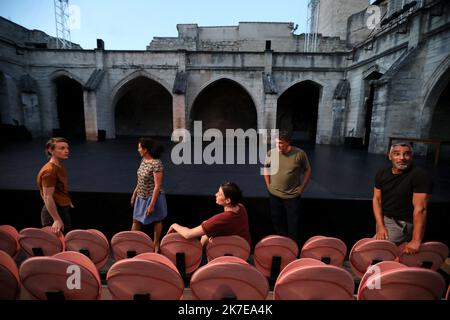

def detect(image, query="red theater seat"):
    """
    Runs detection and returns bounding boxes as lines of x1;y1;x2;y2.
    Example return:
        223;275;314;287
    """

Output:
349;238;399;278
18;227;65;257
65;229;110;269
274;258;354;300
107;252;184;300
190;256;269;300
300;235;347;266
19;251;101;300
111;230;154;260
357;261;446;300
0;250;20;300
0;225;20;258
253;235;299;278
206;235;250;262
160;233;202;275
398;241;449;270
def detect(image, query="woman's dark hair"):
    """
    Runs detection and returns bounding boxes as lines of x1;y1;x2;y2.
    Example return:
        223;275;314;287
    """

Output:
45;137;68;158
220;181;243;205
138;137;164;159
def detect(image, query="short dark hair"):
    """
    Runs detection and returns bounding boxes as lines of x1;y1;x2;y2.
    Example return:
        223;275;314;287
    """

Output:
220;181;242;205
45;137;68;158
278;131;292;143
138;137;164;159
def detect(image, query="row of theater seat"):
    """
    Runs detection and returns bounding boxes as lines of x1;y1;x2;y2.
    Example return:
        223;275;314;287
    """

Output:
1;225;449;300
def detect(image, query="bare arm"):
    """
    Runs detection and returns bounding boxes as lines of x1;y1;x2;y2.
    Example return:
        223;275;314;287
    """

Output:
404;193;429;254
373;187;388;240
297;166;312;193
167;223;205;240
130;186;138;206
42;186;64;233
147;171;163;215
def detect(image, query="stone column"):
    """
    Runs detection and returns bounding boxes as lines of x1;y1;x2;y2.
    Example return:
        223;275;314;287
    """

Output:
330;99;346;145
21;92;41;137
173;94;186;132
83;90;98;141
368;82;389;154
172;50;188;135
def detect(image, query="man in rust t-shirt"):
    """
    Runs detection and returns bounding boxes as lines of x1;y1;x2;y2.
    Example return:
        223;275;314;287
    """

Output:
36;138;73;233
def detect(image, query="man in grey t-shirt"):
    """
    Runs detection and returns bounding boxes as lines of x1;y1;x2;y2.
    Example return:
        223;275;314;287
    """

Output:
263;131;312;244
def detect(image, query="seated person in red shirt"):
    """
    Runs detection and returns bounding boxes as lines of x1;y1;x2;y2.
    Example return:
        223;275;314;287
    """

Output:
167;181;251;247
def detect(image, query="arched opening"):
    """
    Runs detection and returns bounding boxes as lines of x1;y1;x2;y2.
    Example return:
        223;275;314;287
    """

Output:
114;76;172;137
363;71;383;149
429;73;450;159
277;81;321;144
191;79;257;133
54;76;85;140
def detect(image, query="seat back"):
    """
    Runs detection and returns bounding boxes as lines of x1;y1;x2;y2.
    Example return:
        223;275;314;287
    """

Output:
300;235;347;266
274;258;354;300
107;252;184;300
111;231;154;261
18;227;65;257
206;235;250;262
0;250;20;299
357;261;446;300
19;251;101;300
160;233;202;275
0;225;20;258
65;229;110;269
190;256;269;300
349;238;399;278
398;241;449;270
253;235;299;278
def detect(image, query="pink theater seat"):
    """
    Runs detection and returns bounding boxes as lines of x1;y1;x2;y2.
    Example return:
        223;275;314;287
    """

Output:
349;238;399;278
160;233;202;276
65;229;110;269
398;241;449;270
107;252;184;300
18;227;65;257
300;235;347;266
274;258;354;300
446;285;450;300
19;251;101;300
190;256;269;300
0;225;20;258
0;250;20;300
111;230;154;261
253;235;299;278
206;235;250;262
357;261;446;300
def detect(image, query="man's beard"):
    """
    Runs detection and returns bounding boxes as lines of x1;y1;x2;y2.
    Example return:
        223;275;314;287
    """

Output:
396;162;410;170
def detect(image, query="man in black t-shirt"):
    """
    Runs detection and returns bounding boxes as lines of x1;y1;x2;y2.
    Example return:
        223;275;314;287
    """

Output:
372;143;433;254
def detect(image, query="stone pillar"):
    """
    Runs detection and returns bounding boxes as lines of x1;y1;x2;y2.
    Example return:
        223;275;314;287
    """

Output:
263;94;278;130
21;92;41;136
173;94;186;132
172;50;188;135
330;99;346;145
368;82;389;153
83;90;98;141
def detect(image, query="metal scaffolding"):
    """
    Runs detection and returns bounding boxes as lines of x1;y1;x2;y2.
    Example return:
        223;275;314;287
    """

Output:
54;0;72;49
304;0;320;53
